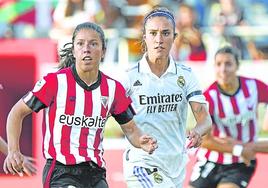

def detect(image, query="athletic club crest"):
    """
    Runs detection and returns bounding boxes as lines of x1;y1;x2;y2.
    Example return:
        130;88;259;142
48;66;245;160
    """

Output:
100;96;109;108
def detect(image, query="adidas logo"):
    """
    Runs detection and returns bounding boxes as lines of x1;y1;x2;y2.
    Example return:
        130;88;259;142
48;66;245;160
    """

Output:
133;80;142;86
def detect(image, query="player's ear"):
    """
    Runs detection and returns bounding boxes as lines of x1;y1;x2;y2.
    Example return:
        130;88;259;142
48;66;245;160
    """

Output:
143;34;146;41
174;33;178;40
101;48;106;62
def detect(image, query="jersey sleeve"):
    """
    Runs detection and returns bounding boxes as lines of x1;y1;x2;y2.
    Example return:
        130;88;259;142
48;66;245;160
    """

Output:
185;69;206;104
111;81;132;114
204;89;214;116
111;81;134;124
23;73;56;112
116;70;132;98
256;79;268;103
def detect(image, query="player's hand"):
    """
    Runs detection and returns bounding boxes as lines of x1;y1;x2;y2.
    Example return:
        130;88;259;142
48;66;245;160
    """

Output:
3;151;37;176
241;142;256;166
139;135;158;154
187;129;202;148
4;151;24;176
21;155;37;176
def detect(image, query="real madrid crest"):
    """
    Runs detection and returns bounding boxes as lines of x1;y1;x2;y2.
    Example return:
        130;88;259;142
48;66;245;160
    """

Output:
177;76;185;88
153;172;163;184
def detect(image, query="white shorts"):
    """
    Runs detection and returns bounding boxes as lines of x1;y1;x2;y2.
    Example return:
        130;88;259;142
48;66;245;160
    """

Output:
123;152;184;188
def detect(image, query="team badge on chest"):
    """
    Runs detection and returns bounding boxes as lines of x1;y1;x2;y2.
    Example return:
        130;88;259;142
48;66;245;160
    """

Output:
153;172;163;184
100;96;109;108
177;76;185;88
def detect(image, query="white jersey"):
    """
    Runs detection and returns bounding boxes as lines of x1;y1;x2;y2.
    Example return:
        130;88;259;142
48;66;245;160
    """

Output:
121;54;206;178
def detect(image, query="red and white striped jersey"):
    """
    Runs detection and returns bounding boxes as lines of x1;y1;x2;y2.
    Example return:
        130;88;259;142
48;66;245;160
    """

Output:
23;66;131;167
197;76;268;164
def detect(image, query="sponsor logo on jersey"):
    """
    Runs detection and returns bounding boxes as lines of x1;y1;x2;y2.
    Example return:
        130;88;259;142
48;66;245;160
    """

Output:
133;80;142;86
59;114;106;128
100;96;109;108
33;78;46;92
139;93;182;105
177;76;185;88
139;93;183;113
219;111;254;126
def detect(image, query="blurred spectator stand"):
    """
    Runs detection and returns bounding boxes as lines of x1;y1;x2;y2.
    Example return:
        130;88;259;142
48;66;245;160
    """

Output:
171;3;207;62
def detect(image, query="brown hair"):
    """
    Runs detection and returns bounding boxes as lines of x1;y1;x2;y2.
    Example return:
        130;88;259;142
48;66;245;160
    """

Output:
215;46;240;66
141;6;177;53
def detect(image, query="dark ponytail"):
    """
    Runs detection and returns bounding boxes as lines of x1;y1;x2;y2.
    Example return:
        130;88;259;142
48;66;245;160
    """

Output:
58;42;75;69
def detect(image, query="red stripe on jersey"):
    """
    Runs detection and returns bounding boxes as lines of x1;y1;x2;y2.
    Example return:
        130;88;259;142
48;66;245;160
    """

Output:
240;77;250;98
100;75;109;117
248;120;255;142
256;79;268;102
216;90;232;137
205;150;209;159
61;71;76;164
230;97;239;114
223;126;231;137
241;78;255;142
42;111;46;156
233;156;239;163
217;153;224;163
79;91;92;161
204;89;214;116
216;91;225;118
230;97;242;141
213;124;220;137
236;123;242;141
231;94;241;163
46;77;58;159
93;128;102;166
94;75;109;166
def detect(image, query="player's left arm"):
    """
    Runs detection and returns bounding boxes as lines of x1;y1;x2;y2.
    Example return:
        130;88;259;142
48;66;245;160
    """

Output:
188;101;212;148
244;141;268;153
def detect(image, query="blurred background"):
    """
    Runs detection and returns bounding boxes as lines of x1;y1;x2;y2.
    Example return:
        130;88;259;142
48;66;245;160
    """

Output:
0;0;268;187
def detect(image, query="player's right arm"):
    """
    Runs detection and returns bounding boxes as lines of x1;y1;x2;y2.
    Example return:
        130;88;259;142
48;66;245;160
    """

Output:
3;99;33;176
201;129;256;166
0;137;8;155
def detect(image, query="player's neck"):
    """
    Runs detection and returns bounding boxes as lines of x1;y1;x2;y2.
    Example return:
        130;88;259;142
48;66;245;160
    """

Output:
219;77;239;95
77;69;99;86
146;55;169;77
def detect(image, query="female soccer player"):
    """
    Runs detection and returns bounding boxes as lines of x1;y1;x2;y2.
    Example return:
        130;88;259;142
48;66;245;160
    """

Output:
3;22;157;188
189;46;268;188
121;7;212;188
